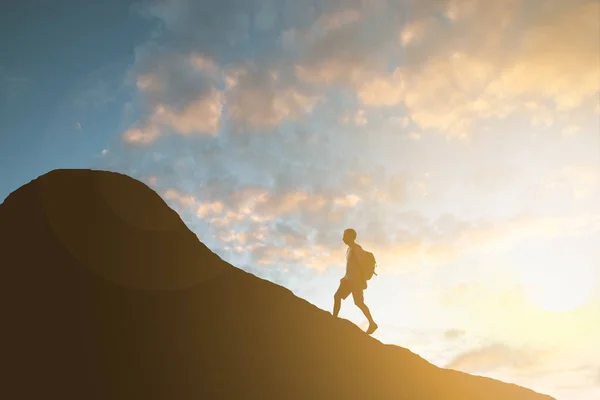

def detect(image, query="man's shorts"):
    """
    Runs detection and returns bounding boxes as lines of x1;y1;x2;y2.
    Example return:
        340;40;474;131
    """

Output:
335;278;365;303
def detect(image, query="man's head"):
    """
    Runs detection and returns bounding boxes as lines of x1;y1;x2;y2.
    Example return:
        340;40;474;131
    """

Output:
343;228;357;245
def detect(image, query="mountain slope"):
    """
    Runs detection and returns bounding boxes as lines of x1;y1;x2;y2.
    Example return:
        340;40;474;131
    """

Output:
0;169;554;400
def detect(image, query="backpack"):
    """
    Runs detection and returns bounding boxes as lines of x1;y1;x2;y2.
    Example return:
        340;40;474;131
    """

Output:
359;249;378;281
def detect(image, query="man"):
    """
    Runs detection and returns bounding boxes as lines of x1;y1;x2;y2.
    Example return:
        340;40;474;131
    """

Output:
333;228;378;335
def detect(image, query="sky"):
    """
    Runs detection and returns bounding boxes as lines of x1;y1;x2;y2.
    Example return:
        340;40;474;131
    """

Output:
1;0;599;399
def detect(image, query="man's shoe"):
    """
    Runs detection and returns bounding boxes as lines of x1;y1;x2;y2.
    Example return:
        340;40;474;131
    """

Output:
366;322;378;335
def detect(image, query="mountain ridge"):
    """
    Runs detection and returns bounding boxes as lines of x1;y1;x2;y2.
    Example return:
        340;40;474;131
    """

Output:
0;169;555;399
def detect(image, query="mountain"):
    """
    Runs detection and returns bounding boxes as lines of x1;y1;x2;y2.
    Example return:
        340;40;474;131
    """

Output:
0;169;554;400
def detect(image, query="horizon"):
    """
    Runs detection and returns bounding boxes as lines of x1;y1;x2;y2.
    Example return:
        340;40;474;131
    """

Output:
1;1;599;399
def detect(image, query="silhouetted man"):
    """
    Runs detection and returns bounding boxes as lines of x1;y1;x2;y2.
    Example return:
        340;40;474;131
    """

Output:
333;228;378;335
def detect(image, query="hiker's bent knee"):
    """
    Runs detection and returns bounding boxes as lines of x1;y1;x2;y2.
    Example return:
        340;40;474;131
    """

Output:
354;298;365;307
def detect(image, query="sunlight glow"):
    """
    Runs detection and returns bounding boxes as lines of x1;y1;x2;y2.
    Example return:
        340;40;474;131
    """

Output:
520;257;596;313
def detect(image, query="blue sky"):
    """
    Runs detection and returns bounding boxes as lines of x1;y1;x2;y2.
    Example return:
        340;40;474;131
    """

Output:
1;1;599;399
0;0;151;201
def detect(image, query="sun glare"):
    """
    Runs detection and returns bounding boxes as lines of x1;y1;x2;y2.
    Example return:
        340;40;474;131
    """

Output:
519;255;596;313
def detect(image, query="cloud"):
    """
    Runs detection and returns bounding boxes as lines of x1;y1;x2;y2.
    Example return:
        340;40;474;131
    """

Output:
356;69;405;107
154;178;369;270
123;51;225;145
123;123;161;145
408;132;421;141
296;0;599;138
444;329;466;340
150;87;223;135
124;36;320;142
154;159;600;279
494;1;600;110
544;164;600;200
121;0;599;146
136;73;163;92
410;1;598;136
341;109;368;127
133;0;285;58
399;18;428;47
163;188;198;208
383;212;600;269
446;343;543;374
146;176;158;186
450;214;592;252
561;125;580;136
225;65;319;130
108;0;600;281
318;8;361;32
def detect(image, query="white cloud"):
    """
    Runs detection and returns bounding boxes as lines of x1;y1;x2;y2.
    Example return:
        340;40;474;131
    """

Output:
294;0;599;138
444;329;466;340
189;54;219;76
196;201;225;218
408;132;421;141
446;343;544;374
314;8;362;34
163;188;197;207
357;68;405;107
136;73;163;92
151;87;223;135
399;19;430;47
544;165;600;200
562;125;580;136
341;109;368;127
226;67;319;130
146;176;158;186
123;123;161;145
124;0;599;144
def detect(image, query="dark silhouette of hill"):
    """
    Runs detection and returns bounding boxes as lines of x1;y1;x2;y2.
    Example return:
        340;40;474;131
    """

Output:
0;169;555;400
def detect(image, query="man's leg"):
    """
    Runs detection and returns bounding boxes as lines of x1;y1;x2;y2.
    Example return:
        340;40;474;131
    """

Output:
353;291;378;334
333;280;350;317
333;292;342;317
